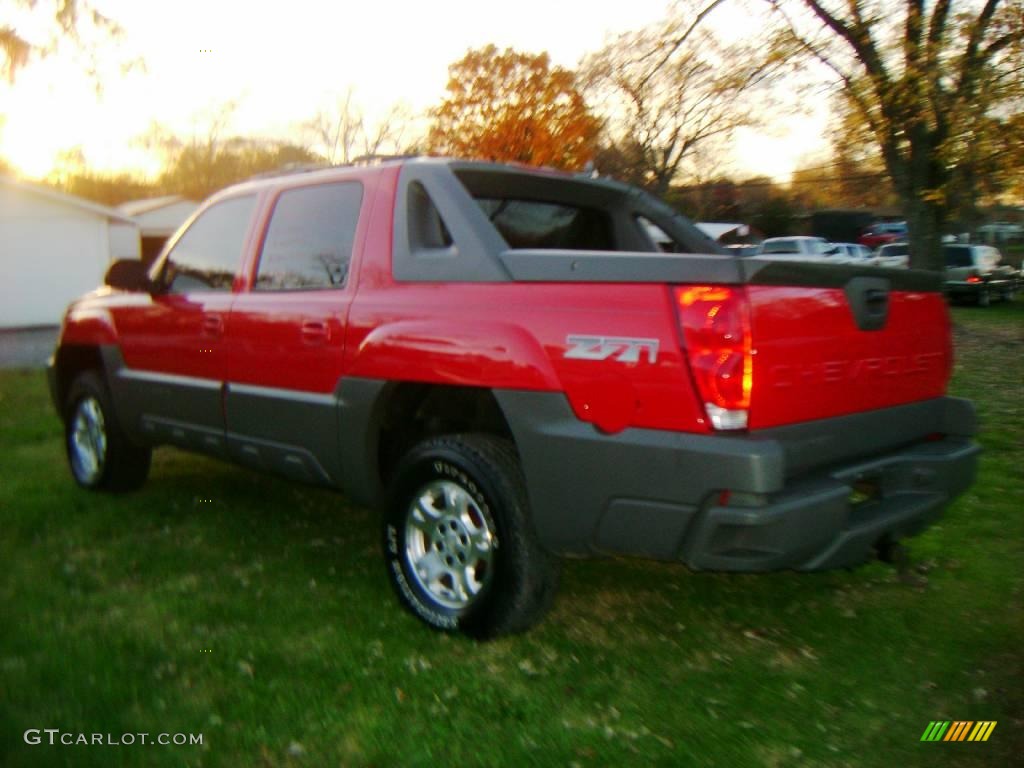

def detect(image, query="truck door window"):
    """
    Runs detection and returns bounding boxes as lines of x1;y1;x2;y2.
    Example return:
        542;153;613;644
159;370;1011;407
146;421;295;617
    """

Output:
160;195;257;293
255;182;363;291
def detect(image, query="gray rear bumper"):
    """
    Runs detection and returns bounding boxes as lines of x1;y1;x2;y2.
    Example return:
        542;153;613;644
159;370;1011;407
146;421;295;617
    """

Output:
495;392;979;571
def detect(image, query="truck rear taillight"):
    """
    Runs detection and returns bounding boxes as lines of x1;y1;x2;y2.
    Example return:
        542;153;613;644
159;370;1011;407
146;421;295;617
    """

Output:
674;285;752;431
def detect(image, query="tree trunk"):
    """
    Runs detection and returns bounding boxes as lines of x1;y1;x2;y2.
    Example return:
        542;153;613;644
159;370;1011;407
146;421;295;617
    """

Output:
898;126;949;272
902;193;945;272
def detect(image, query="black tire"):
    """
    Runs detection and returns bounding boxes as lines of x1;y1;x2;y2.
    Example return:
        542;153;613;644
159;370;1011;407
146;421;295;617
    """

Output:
383;434;559;638
64;371;151;492
977;289;991;307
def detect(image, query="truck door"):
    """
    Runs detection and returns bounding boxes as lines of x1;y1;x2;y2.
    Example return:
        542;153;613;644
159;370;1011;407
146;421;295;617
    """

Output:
223;180;367;484
114;194;258;455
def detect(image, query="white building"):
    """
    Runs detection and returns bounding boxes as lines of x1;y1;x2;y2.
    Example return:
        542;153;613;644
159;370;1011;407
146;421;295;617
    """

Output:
0;176;141;328
118;195;198;264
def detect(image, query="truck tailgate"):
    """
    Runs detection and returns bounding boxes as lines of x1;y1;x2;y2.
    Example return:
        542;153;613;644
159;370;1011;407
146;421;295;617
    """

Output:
745;284;950;429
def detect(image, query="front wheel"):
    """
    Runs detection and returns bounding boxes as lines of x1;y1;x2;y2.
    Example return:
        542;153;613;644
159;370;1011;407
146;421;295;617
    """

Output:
383;434;559;638
64;371;151;491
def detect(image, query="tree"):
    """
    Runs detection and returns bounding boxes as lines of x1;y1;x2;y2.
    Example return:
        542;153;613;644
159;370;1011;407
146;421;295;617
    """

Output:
426;45;601;171
768;0;1024;270
142;105;322;200
1;0;125;83
669;177;742;221
581;0;791;195
788;103;897;212
47;147;157;206
826;80;1020;232
303;89;410;165
156;137;320;201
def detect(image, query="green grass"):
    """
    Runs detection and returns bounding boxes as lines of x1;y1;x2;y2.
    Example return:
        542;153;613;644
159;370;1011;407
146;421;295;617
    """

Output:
2;300;1022;767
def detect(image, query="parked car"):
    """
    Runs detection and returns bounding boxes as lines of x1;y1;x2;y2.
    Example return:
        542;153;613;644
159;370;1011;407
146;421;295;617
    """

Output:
859;221;908;249
944;244;1019;306
874;242;910;268
48;158;979;637
755;236;838;260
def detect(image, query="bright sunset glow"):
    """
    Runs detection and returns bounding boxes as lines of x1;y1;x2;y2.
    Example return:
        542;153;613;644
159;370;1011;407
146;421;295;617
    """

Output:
0;0;830;182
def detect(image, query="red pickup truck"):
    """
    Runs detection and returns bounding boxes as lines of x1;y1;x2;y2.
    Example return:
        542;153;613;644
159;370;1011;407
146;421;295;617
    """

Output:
49;158;979;637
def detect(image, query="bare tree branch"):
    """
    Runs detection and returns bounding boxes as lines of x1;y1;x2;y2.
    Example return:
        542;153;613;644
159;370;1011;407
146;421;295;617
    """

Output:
800;0;888;86
958;0;1002;95
636;0;729;90
584;2;786;193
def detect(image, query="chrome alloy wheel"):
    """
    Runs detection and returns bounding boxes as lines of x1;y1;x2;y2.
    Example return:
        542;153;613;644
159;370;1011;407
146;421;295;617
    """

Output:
70;396;107;485
404;479;497;610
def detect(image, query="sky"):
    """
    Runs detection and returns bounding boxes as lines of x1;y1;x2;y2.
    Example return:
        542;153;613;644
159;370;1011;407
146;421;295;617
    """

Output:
0;0;831;182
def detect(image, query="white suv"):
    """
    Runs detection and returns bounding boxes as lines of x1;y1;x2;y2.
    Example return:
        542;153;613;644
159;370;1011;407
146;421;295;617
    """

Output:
755;237;838;261
874;242;910;268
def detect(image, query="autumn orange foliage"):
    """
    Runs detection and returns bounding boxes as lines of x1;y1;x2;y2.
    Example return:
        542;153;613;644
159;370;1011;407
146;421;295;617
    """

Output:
427;45;601;171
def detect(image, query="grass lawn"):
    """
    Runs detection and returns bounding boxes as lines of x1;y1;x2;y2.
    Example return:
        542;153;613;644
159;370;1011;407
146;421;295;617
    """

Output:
1;300;1021;767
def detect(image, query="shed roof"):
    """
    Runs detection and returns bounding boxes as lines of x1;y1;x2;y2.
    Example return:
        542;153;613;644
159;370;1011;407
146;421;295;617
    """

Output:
0;175;138;225
117;195;193;217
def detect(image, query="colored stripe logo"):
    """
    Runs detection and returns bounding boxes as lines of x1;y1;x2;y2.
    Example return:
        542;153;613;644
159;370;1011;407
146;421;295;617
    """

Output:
920;721;997;742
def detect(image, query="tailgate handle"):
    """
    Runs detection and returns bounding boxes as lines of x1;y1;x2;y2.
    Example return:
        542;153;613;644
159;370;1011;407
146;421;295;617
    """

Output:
844;277;891;331
864;289;888;313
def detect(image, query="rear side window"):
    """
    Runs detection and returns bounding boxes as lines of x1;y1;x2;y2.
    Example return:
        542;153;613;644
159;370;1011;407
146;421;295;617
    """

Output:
944;246;973;267
881;243;910;256
408;182;453;251
637;216;682;253
162;195;257;293
761;240;797;254
475;198;614;250
255;182;363;291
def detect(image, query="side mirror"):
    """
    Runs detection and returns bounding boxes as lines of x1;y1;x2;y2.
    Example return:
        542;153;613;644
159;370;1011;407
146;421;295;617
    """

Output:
104;259;151;292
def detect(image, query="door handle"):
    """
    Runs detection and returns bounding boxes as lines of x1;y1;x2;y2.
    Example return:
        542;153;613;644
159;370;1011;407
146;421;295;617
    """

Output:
301;321;330;345
202;314;225;336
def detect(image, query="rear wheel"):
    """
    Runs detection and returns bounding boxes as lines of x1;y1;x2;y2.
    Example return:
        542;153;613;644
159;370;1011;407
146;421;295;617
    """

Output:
383;434;559;638
64;371;151;491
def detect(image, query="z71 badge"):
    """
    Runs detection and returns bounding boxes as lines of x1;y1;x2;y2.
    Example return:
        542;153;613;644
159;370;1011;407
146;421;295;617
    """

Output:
564;335;659;364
